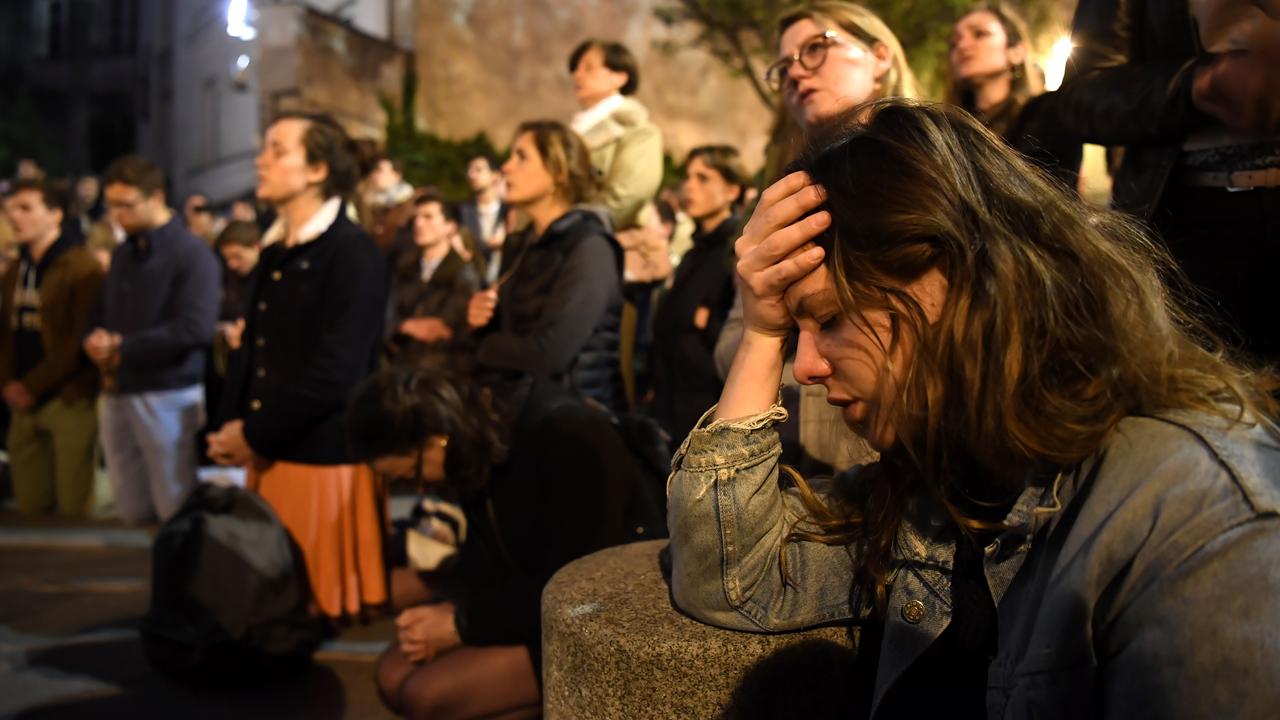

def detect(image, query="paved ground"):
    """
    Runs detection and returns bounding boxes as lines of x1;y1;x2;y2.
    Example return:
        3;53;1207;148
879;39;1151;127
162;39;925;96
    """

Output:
0;486;407;720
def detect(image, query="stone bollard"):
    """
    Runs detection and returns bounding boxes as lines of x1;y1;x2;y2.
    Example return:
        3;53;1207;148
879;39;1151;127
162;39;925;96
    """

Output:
542;540;860;719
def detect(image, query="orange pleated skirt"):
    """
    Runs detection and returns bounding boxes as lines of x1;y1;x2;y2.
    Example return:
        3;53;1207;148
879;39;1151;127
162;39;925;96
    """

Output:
249;460;389;619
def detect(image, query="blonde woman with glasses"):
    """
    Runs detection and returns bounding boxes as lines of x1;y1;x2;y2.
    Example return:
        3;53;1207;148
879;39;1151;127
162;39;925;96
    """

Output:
718;3;918;474
765;2;918;130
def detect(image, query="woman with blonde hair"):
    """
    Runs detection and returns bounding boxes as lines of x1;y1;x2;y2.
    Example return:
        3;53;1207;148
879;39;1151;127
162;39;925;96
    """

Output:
762;1;918;172
767;2;918;127
669;100;1280;717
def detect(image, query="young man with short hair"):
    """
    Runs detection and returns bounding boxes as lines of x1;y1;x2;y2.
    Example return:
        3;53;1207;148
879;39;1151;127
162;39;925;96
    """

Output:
0;180;105;516
84;155;221;524
388;192;480;367
457;154;510;284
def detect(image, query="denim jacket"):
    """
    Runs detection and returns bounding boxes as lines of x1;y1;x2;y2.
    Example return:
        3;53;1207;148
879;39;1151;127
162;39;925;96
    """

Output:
667;403;1280;719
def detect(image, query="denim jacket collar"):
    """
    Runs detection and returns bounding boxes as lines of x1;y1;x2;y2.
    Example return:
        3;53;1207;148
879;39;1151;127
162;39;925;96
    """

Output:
873;467;1076;717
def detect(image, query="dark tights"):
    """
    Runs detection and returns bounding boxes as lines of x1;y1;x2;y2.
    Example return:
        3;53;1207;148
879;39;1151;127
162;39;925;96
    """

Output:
376;641;541;720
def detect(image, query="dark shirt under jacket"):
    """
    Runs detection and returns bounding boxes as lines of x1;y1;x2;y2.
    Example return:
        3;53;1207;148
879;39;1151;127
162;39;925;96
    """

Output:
453;379;647;673
220;206;388;466
11;236;75;380
0;236;103;406
89;217;221;394
472;208;625;411
649;215;739;442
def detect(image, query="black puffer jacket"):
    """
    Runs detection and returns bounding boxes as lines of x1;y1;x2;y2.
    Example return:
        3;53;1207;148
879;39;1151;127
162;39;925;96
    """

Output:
472;208;625;411
1026;0;1206;219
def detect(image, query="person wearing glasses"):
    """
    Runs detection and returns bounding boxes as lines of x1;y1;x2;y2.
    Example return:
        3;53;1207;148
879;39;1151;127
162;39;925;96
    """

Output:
349;365;657;720
717;2;917;474
84;155;221;524
763;3;918;133
183;193;218;245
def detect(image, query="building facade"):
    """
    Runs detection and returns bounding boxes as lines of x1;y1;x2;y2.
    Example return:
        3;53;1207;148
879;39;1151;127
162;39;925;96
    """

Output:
1;0;413;205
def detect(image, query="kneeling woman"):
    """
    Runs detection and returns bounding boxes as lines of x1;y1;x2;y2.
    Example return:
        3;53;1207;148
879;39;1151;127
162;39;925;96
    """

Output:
668;101;1280;718
348;366;659;720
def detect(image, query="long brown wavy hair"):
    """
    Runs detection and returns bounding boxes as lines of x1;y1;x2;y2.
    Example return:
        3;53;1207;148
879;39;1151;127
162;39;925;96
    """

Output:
786;99;1279;612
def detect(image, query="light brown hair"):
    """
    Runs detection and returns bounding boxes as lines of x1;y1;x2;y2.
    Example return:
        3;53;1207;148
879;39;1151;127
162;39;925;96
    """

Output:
788;99;1278;611
513;120;601;206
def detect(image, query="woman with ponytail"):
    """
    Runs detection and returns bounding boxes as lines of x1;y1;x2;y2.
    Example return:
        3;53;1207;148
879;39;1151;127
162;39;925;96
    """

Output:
208;112;391;622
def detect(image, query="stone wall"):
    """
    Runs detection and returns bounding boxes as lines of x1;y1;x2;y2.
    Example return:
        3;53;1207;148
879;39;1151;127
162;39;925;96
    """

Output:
413;0;773;172
259;5;410;143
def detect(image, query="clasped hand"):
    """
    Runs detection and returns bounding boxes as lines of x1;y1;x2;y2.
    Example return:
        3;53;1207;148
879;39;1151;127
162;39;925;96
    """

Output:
82;328;122;370
206;419;257;468
395;602;461;664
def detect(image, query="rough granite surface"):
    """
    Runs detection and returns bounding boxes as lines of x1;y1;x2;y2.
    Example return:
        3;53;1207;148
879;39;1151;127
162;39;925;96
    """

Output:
542;540;860;720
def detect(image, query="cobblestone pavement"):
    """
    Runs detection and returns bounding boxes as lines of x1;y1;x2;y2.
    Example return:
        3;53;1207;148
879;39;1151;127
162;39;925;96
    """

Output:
0;504;401;719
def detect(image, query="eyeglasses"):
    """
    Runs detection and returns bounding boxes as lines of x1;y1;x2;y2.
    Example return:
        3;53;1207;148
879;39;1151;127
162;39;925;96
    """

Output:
764;29;871;93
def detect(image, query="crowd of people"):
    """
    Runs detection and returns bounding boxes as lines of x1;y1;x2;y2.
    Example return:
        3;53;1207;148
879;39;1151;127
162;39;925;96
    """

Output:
1;1;1277;718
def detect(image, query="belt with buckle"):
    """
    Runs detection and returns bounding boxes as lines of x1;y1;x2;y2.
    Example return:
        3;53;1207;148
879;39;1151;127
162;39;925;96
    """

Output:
1177;167;1280;191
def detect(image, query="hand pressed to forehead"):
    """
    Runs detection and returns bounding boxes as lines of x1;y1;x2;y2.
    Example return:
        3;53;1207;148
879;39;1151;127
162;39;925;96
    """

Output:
734;171;831;338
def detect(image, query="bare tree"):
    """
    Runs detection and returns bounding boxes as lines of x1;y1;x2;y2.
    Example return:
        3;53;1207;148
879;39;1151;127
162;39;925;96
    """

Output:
653;0;795;110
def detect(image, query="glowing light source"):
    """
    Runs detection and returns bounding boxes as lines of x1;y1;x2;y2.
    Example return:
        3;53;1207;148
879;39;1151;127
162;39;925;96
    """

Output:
235;53;251;70
226;0;257;41
1044;36;1073;91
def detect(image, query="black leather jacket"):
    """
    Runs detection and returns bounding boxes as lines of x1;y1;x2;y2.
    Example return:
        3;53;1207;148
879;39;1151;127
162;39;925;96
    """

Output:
1033;0;1207;219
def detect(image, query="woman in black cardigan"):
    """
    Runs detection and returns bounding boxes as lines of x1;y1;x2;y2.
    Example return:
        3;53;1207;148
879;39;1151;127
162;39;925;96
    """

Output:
648;145;748;442
208;112;390;620
348;365;654;720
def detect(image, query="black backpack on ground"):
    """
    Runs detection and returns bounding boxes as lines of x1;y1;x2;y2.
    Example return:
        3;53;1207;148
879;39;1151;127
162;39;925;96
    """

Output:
139;482;325;685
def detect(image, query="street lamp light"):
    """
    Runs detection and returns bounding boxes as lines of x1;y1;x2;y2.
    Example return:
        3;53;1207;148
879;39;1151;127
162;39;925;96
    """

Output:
226;0;257;42
1044;36;1073;91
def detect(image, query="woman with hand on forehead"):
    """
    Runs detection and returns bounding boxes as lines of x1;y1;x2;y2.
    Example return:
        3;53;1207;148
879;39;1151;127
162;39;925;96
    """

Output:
668;100;1280;718
715;2;918;472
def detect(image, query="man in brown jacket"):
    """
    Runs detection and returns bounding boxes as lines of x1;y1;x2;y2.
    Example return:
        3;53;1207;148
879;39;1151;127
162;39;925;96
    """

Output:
1;179;104;516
